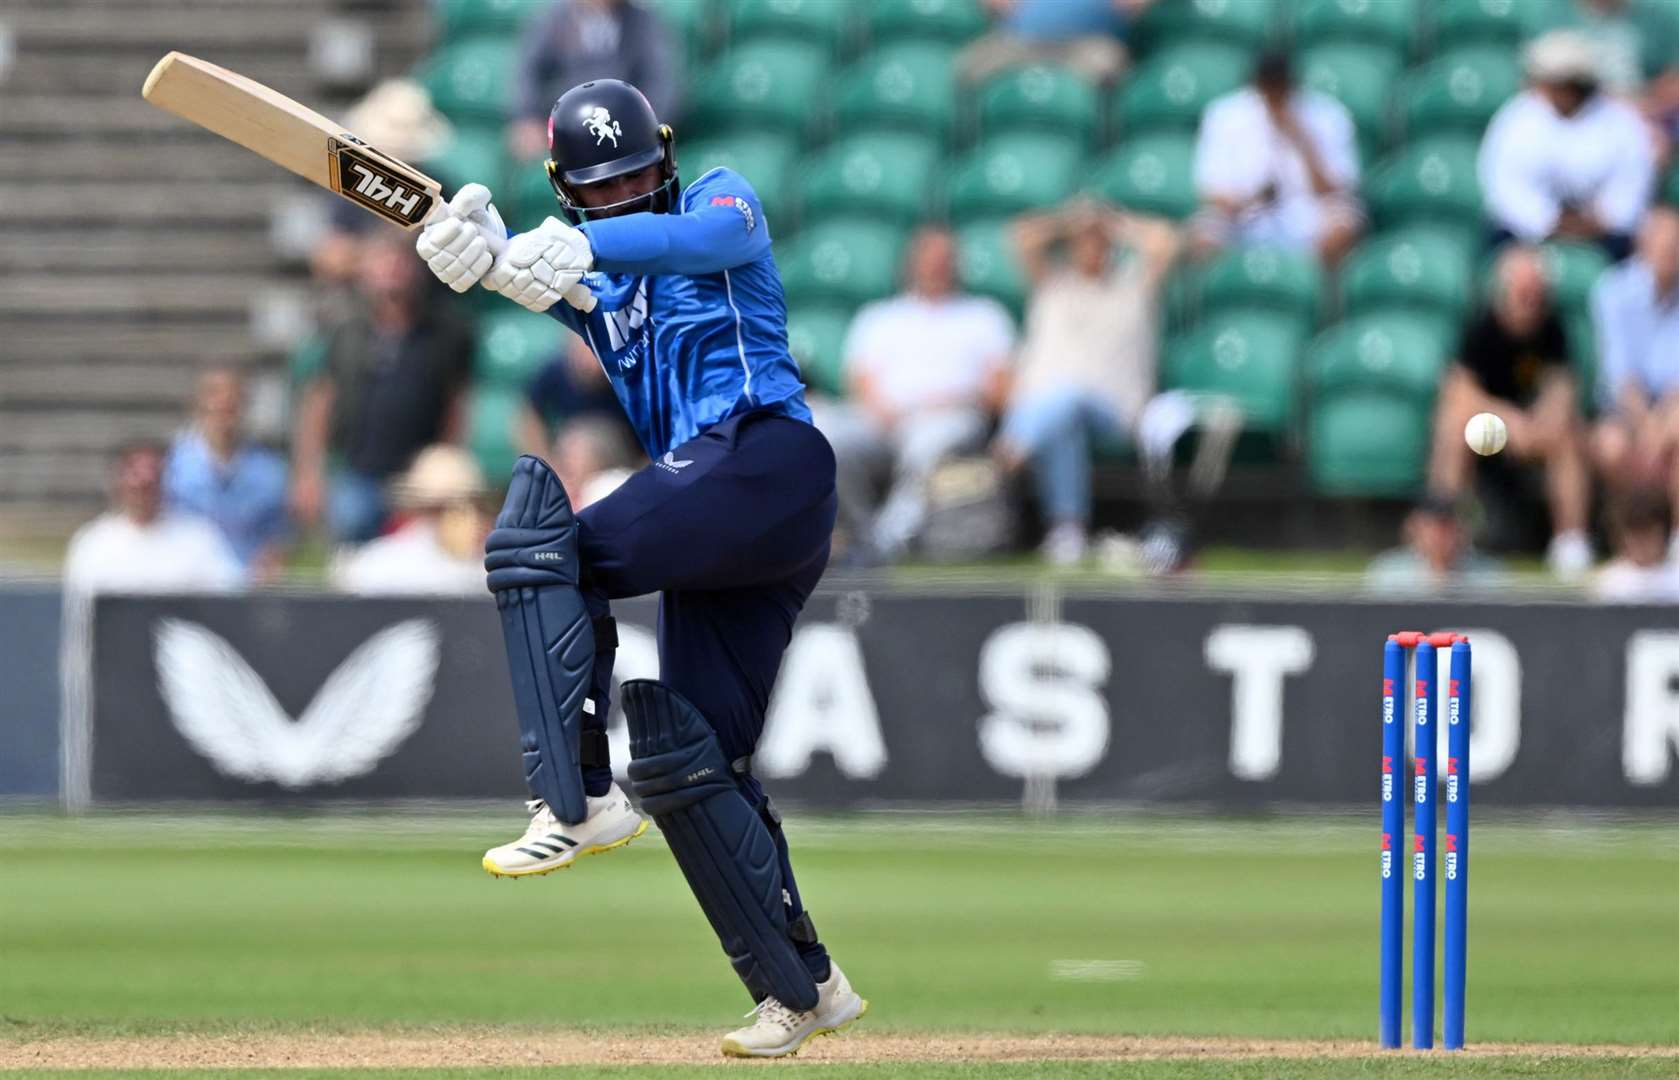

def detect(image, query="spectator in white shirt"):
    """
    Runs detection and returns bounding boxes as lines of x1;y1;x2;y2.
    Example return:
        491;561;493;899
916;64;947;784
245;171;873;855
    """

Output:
1479;30;1656;261
64;442;243;595
1591;207;1679;517
1191;50;1363;266
1592;490;1679;601
331;445;489;596
818;226;1015;561
994;200;1179;564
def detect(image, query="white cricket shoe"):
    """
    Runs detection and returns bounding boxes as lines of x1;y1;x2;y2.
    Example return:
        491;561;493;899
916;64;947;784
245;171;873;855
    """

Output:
720;963;868;1059
481;785;647;878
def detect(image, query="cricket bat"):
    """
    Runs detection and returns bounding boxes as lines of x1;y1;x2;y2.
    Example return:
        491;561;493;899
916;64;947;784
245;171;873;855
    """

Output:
141;51;441;230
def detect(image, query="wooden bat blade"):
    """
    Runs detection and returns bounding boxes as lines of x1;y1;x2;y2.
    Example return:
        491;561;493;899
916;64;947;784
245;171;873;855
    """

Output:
141;51;442;230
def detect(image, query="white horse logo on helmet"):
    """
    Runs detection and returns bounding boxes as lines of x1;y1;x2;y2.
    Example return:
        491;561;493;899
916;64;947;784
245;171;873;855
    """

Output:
583;106;622;147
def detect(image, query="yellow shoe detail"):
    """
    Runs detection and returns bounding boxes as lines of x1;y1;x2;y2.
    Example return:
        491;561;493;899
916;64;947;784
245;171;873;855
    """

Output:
482;817;648;879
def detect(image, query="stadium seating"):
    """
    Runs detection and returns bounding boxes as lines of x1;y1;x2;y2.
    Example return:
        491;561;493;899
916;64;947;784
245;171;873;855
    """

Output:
830;43;963;143
475;310;564;389
1538;241;1612;319
956;219;1030;315
1131;0;1277;53
1290;0;1420;61
943;133;1085;223
1341;228;1476;321
785;305;853;396
1365;136;1483;230
686;40;832;138
681;133;800;227
1197;246;1325;334
1088;133;1199;220
1399;48;1520;140
420;40;518;122
864;0;988;48
1298;43;1401;163
1163;311;1306;439
778;220;907;308
796;133;940;227
434;0;545;43
1429;0;1533;49
975;64;1102;146
648;0;720;63
1114;43;1251;135
728;0;853;57
468;385;525;482
424;125;509;201
1305;311;1453;494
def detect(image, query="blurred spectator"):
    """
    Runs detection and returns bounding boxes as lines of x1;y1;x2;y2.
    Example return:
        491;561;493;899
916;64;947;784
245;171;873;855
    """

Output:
518;335;633;458
509;0;681;161
1364;494;1504;594
1527;0;1679;99
64;442;243;595
818;226;1015;562
163;366;290;583
1590;207;1679;520
1479;30;1656;261
959;0;1148;86
1191;51;1362;266
312;80;452;287
993;200;1179;564
332;446;489;596
1427;246;1594;577
1592;489;1679;600
291;231;474;545
552;415;640;509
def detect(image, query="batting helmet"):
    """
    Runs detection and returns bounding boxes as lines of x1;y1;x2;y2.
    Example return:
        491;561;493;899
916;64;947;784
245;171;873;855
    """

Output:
546;79;678;223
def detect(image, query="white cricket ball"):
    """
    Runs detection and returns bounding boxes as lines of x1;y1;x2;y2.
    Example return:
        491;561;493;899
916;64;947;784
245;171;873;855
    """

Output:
1464;412;1508;456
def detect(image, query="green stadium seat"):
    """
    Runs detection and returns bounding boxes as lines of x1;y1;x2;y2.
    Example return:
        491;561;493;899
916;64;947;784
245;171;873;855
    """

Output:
1163;311;1305;435
1303;311;1454;495
423;125;510;201
1430;0;1534;49
420;41;518;123
687;41;831;138
1290;0;1419;59
475;310;564;389
648;0;720;63
681;133;800;229
1197;246;1325;332
1665;164;1679;206
1088;133;1198;220
785;304;854;396
955;219;1030;315
777;220;907;307
1132;0;1277;52
831;43;961;143
1567;310;1601;412
976;64;1101;146
434;0;546;41
469;384;524;482
1365;137;1483;231
1400;48;1520;140
1540;241;1612;318
1298;43;1400;163
1306;394;1432;495
1115;43;1251;136
507;159;563;230
729;0;854;56
865;0;988;47
1341;228;1476;321
943;133;1085;223
797;134;939;227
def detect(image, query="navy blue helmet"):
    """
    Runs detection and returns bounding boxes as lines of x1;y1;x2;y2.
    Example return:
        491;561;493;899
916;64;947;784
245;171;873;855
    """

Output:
546;79;678;223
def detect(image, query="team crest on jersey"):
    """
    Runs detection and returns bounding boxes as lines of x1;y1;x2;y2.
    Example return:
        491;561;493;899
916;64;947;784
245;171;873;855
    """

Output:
600;278;652;369
710;194;756;232
584;106;622;147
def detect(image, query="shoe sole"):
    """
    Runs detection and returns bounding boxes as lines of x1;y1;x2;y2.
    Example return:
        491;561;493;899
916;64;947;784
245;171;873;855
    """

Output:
482;818;649;879
719;997;870;1059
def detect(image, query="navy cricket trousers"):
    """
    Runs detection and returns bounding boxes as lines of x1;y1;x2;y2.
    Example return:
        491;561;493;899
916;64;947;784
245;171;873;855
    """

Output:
575;409;837;979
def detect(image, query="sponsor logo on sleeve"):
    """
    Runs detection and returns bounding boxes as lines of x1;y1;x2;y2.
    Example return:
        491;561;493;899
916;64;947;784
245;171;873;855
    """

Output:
710;194;756;232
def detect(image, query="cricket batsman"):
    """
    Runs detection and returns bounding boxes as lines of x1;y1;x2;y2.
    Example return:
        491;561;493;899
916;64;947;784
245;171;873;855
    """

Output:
412;79;865;1058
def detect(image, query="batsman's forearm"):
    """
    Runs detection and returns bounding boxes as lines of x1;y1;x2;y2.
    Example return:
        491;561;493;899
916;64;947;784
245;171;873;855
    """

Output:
581;206;768;275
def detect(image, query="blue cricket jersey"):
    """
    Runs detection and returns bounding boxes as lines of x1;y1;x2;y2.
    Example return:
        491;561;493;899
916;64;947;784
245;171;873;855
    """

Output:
539;167;811;460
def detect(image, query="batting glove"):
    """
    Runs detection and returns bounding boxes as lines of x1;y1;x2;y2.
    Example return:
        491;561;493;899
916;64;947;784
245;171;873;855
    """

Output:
483;217;596;314
415;184;506;293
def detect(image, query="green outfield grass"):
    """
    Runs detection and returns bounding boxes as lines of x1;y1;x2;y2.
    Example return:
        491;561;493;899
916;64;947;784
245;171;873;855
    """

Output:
1;812;1674;1076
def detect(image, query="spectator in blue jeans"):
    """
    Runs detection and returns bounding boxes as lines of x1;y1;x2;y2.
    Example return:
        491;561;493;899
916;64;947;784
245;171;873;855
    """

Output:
290;231;473;544
993;201;1179;564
